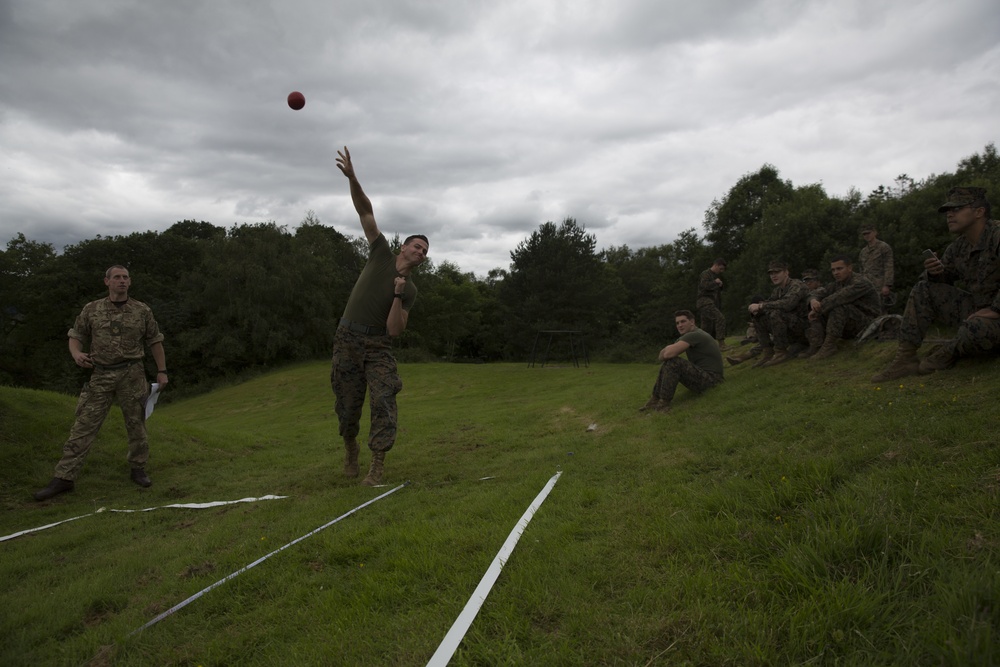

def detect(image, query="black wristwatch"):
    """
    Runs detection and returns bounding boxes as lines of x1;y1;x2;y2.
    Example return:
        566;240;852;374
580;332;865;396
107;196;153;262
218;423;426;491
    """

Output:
393;294;403;299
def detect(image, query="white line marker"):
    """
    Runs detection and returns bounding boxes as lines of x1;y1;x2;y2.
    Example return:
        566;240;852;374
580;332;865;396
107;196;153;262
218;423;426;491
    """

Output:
1;495;289;543
426;471;562;667
130;482;409;635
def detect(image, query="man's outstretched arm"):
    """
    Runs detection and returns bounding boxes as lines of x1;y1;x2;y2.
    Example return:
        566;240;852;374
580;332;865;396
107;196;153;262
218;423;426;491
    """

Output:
336;146;380;244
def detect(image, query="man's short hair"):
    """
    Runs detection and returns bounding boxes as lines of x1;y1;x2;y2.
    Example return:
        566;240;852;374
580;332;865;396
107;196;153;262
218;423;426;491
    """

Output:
829;253;853;266
713;258;727;267
105;265;128;279
403;234;429;248
674;309;695;321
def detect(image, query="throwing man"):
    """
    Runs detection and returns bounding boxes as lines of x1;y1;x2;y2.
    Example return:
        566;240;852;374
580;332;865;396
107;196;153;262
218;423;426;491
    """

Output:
333;147;429;486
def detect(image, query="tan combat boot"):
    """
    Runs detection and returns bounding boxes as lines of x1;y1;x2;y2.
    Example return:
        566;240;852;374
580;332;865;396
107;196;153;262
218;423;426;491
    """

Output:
760;348;792;367
871;343;920;383
726;349;759;366
809;337;840;361
344;440;360;477
751;347;774;368
799;326;824;359
639;397;663;412
918;343;958;375
361;451;385;486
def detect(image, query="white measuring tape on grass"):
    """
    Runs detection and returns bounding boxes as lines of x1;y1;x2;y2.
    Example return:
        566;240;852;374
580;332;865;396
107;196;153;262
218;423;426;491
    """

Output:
0;495;289;543
130;481;409;636
426;470;562;667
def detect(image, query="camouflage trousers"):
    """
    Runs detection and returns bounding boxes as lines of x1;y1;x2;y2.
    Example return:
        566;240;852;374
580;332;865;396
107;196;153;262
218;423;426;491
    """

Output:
809;304;874;343
651;358;723;405
330;327;402;453
752;309;807;349
696;299;726;341
54;364;150;481
899;280;1000;355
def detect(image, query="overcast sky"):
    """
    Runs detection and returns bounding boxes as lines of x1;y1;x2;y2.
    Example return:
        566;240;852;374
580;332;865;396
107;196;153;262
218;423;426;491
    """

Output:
2;0;998;277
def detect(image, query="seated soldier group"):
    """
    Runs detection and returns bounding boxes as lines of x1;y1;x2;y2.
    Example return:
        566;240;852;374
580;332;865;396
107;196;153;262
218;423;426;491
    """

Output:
729;186;1000;380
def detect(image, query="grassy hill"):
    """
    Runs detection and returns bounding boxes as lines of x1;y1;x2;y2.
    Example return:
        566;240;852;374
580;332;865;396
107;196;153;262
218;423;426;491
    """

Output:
1;344;998;666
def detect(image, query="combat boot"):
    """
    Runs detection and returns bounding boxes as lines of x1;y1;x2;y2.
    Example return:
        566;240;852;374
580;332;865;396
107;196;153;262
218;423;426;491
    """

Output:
799;327;824;359
809;338;840;361
760;348;792;367
717;340;730;352
361;451;385;487
918;343;958;375
638;396;663;412
725;348;759;366
344;440;360;477
130;468;152;488
871;343;919;383
34;477;74;501
751;347;774;368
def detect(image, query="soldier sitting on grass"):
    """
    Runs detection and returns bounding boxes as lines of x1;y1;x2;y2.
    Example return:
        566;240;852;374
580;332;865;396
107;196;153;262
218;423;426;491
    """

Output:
873;186;1000;382
803;254;880;361
640;310;724;414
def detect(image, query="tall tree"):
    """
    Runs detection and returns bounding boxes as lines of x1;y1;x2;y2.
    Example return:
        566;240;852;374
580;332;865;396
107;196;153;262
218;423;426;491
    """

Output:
499;218;623;359
703;165;794;260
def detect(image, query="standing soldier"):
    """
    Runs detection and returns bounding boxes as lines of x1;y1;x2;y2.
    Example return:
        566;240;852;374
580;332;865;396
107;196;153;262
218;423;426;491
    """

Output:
872;187;1000;382
34;266;168;501
804;255;881;361
332;147;429;486
696;258;727;349
747;261;810;367
859;224;895;314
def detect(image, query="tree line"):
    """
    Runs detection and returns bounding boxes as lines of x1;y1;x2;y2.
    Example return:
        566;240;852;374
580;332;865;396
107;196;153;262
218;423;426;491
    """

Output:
2;143;998;395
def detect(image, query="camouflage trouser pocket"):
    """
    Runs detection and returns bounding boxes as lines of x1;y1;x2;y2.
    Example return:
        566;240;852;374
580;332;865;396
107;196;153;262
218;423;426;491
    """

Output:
75;383;91;418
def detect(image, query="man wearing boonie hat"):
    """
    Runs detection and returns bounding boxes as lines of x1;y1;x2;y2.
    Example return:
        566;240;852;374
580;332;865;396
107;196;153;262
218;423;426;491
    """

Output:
873;186;1000;382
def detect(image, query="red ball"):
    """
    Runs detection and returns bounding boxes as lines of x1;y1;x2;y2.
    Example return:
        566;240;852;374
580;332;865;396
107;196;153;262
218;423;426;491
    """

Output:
287;91;305;111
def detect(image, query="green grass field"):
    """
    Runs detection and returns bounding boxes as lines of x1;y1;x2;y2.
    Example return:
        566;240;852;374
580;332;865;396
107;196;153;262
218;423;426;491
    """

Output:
1;344;998;666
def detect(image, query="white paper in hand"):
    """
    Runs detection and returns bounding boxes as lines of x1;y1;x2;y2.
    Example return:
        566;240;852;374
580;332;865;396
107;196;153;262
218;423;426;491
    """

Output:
145;383;161;420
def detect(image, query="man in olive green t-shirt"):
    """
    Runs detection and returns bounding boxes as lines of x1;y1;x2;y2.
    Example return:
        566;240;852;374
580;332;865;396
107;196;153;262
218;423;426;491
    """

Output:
640;310;724;414
332;147;429;486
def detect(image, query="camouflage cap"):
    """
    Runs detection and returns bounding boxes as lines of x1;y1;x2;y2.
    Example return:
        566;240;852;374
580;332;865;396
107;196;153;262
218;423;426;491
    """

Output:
859;223;876;233
938;186;988;212
801;269;820;280
767;260;788;273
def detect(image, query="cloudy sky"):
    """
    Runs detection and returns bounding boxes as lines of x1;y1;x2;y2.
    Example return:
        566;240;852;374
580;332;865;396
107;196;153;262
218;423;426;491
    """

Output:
2;0;998;276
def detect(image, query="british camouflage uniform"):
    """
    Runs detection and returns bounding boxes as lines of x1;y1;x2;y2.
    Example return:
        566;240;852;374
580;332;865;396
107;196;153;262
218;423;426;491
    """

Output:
696;268;725;343
331;234;417;455
54;298;164;480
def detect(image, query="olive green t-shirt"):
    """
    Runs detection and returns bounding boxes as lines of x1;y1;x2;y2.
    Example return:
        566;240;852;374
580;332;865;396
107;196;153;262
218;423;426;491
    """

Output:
342;234;418;326
678;327;724;376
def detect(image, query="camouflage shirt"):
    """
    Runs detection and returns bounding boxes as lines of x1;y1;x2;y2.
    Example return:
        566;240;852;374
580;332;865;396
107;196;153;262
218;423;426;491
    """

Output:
696;268;723;307
932;219;1000;312
760;278;809;315
68;297;165;366
859;239;894;289
810;274;881;319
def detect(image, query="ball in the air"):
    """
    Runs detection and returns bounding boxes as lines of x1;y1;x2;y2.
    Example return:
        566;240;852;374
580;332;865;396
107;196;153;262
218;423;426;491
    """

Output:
287;91;305;110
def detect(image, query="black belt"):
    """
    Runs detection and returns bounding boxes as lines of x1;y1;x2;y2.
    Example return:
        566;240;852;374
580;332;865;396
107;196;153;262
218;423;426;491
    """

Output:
93;359;141;371
339;318;387;336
